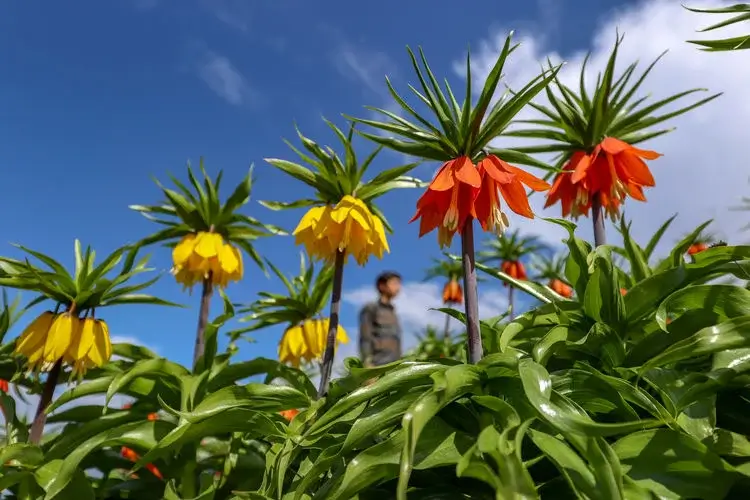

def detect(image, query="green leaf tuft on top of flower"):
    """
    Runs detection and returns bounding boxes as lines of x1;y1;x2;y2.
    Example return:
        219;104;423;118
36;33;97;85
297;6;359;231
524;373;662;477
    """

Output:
506;33;721;220
264;119;423;266
348;34;561;247
131;158;282;289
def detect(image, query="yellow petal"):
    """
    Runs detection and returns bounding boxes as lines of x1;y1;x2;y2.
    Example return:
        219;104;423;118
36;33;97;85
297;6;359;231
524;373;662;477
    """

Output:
15;312;55;359
70;317;95;360
88;319;112;366
172;234;197;267
370;215;390;254
44;314;78;362
292;206;326;236
218;244;240;274
194;232;224;259
336;325;349;344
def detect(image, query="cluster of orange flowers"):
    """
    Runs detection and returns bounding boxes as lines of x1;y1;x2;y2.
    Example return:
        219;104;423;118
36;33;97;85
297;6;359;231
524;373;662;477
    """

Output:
412;138;663;245
545;138;660;220
501;260;528;284
442;280;463;304
412;155;550;247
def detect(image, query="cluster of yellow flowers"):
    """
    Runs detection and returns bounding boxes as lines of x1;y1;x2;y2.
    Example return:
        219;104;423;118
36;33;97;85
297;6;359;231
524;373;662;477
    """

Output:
293;196;389;266
15;311;112;376
172;232;244;289
279;318;349;368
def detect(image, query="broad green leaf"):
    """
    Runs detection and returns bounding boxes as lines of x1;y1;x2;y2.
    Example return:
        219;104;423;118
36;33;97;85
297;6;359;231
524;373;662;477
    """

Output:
613;429;739;500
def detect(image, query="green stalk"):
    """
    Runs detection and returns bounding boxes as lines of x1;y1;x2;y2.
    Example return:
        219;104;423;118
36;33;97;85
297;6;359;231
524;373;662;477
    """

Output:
461;220;483;363
193;275;214;369
317;250;345;397
29;360;61;444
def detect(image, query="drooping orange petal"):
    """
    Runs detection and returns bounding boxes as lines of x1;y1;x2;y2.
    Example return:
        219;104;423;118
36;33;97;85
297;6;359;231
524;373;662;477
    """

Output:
616;154;655;187
454;156;482;187
599;137;631;155
478;156;515;184
570;151;593;184
429;160;457;191
631;146;661;160
516;262;527;280
498;179;534;218
626;183;647;201
503;163;551;191
146;463;164;480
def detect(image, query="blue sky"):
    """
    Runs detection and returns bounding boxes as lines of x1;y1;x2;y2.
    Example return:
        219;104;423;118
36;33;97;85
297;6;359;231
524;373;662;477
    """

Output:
0;0;665;367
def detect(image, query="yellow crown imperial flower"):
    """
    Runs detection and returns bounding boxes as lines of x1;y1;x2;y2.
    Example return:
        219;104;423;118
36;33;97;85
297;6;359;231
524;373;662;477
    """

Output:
293;196;389;266
172;231;244;290
278;318;348;368
15;311;113;376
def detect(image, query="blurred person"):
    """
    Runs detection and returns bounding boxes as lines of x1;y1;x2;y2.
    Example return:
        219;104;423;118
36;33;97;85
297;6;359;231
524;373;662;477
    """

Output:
359;271;403;367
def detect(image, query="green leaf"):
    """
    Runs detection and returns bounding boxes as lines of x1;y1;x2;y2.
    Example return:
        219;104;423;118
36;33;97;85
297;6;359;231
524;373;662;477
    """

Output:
613;429;739;499
397;365;483;498
0;443;44;467
641;315;750;371
43;421;167;500
258;199;318;211
518;358;661;436
322;417;472;500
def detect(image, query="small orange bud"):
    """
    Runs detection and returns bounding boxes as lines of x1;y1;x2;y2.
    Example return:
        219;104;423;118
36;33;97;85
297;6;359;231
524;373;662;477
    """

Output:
280;409;300;421
687;242;708;255
549;279;573;298
442;280;463;304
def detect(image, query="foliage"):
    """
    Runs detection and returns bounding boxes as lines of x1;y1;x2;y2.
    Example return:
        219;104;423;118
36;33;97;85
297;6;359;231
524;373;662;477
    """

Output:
131;158;283;271
409;326;465;362
686;3;750;51
2;26;750;500
261;119;423;233
508;35;720;167
232;253;334;339
478;229;547;265
422;254;465;283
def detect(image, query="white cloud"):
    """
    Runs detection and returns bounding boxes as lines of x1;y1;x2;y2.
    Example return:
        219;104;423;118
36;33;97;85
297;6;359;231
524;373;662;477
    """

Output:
197;50;255;106
332;44;397;97
199;0;253;33
460;0;750;254
343;281;509;352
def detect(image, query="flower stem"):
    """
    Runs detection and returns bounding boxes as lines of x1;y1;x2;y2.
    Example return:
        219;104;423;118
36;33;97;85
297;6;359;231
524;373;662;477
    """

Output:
592;192;607;247
29;360;62;444
317;250;345;398
461;220;483;364
508;286;515;321
442;306;451;340
192;275;214;370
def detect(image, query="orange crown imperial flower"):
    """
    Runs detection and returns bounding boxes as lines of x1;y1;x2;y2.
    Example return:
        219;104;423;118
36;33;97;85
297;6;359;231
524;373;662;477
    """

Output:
549;278;573;298
545;137;660;219
442;279;463;305
501;260;527;286
688;242;709;255
280;408;300;421
347;37;560;249
507;35;718;223
0;379;8;393
412;155;550;248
